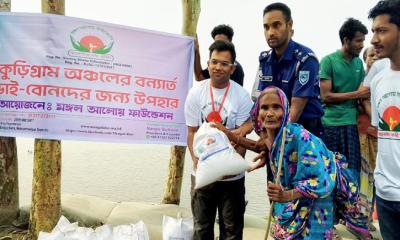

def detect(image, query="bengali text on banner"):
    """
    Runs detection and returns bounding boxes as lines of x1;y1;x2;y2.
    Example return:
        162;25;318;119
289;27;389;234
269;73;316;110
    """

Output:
0;12;194;145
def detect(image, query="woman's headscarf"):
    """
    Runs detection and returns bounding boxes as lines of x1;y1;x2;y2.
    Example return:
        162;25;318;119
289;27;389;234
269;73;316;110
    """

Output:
250;86;290;145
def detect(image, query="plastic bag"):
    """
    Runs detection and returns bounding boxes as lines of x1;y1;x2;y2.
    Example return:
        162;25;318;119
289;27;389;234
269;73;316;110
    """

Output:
95;225;113;240
38;216;149;240
67;227;96;240
38;215;77;240
162;213;193;240
193;122;250;189
113;221;150;240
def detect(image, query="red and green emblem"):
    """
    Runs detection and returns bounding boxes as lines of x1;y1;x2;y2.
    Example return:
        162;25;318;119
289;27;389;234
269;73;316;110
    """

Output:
379;106;400;131
70;26;114;54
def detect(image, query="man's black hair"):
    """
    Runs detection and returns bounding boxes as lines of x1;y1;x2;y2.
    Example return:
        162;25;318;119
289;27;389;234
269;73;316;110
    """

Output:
209;40;236;63
368;0;400;28
211;24;234;42
339;18;368;44
263;2;292;22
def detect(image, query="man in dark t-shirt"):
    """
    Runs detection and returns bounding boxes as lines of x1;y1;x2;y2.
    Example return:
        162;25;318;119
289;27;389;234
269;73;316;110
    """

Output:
194;24;245;86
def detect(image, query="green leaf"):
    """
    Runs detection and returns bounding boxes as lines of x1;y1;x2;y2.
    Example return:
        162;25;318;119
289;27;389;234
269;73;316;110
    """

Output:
379;119;390;131
93;42;113;54
70;36;89;52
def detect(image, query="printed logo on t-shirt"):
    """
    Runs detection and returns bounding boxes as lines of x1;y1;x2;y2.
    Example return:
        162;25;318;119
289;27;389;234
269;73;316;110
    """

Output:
379;105;400;132
377;91;400;140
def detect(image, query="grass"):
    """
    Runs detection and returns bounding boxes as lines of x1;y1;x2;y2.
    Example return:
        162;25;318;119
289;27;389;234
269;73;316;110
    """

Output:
0;226;31;240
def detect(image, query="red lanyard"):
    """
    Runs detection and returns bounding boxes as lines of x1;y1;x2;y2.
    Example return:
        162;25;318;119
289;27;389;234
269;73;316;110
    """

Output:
208;81;230;123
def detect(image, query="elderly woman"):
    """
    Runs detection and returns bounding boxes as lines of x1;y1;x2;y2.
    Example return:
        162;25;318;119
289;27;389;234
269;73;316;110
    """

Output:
213;86;370;239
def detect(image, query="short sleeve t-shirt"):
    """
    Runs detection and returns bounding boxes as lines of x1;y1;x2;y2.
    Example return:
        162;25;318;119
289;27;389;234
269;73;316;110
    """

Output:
185;79;253;129
364;58;390;87
370;67;400;201
184;79;253;181
319;50;365;126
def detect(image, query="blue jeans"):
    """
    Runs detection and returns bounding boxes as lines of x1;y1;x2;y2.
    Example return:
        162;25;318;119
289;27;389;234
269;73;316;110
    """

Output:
376;195;400;240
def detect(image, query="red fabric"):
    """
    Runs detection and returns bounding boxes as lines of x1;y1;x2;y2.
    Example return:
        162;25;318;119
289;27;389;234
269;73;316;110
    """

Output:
357;114;371;134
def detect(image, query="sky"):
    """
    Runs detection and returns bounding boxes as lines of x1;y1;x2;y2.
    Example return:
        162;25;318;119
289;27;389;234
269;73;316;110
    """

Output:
11;0;379;92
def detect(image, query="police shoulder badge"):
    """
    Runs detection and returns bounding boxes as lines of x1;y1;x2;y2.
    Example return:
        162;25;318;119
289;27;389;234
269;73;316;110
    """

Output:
298;70;310;85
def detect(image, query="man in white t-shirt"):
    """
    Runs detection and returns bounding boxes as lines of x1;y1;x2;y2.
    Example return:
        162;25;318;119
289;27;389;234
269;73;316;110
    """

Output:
364;58;390;87
185;40;253;240
368;1;400;239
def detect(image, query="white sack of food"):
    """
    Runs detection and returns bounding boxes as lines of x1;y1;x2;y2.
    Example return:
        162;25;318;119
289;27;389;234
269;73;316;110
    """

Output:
162;214;193;240
193;122;250;189
113;221;150;240
38;216;149;240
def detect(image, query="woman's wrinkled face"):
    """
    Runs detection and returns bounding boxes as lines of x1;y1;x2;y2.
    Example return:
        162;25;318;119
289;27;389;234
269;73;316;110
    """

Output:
365;47;378;70
258;91;284;132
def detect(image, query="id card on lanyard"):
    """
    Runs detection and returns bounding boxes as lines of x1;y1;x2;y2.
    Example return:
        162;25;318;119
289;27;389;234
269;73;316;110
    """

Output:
207;81;230;123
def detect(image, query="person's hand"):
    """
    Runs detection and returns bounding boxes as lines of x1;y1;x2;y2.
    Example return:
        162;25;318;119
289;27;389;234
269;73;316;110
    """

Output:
253;137;266;151
210;122;229;134
194;36;200;52
210;122;237;146
367;126;378;138
248;151;266;172
267;181;292;202
193;156;199;171
231;127;246;137
356;86;370;99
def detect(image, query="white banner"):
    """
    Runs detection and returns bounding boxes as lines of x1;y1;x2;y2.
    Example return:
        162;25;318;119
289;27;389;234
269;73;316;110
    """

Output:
0;13;193;146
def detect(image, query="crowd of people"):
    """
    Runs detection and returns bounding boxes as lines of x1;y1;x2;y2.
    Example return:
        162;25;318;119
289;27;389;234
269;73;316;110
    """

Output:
184;0;400;239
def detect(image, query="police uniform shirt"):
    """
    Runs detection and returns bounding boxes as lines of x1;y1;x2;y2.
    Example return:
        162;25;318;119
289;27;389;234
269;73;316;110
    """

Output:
256;39;323;121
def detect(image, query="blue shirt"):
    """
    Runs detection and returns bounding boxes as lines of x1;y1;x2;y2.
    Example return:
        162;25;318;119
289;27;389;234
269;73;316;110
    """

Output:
256;39;323;121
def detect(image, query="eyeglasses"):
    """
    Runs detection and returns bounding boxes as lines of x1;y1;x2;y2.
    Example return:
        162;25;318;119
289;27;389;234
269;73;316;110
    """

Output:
208;59;234;68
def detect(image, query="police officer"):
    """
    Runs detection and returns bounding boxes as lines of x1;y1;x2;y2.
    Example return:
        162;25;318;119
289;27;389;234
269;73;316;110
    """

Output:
253;2;324;138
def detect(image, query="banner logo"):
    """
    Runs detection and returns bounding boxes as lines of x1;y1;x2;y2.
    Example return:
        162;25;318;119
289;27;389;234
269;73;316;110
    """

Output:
70;26;114;54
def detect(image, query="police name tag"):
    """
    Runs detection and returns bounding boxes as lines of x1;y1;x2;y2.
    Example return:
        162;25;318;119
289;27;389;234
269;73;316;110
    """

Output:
261;75;273;82
299;71;310;85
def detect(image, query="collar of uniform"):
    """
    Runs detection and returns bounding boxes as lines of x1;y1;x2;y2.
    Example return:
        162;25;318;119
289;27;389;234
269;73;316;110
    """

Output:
269;39;295;63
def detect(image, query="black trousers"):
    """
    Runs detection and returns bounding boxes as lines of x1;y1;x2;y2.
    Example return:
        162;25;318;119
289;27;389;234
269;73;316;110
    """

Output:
376;195;400;240
191;176;245;240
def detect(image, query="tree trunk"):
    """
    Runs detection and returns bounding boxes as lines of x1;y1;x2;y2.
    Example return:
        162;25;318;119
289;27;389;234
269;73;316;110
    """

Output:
29;140;62;239
162;0;200;205
181;0;201;37
41;0;64;15
0;0;10;11
0;138;19;226
29;1;64;238
0;0;19;226
162;146;187;205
